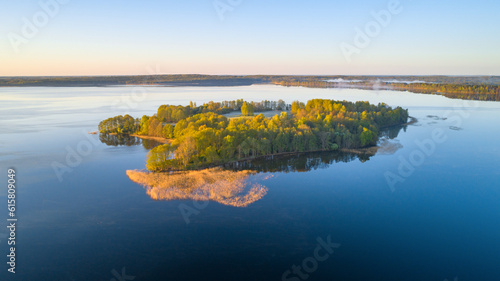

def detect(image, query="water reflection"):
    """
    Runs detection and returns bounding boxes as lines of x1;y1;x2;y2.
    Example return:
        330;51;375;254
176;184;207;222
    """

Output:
380;122;408;139
376;124;407;155
224;151;369;173
99;133;163;149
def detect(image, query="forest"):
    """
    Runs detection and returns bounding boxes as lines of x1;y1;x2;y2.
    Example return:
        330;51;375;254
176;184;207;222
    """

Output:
98;99;288;135
3;74;499;101
98;99;408;172
272;78;500;101
385;82;500;101
0;75;262;87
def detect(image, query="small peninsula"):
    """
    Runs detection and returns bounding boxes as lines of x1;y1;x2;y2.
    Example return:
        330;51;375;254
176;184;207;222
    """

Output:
98;99;409;172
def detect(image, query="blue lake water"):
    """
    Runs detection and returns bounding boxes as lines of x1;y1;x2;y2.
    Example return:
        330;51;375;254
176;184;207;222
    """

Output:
0;85;499;281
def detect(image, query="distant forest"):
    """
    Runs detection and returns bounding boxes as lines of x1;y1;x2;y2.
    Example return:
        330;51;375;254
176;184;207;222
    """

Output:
274;77;500;101
1;74;499;101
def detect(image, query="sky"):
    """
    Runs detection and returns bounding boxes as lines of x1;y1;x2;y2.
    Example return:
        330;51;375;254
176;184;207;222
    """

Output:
1;0;499;76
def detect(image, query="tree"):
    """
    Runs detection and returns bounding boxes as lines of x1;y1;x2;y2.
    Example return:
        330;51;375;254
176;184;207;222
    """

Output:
204;146;220;164
146;144;174;171
319;131;331;150
276;99;286;110
162;124;174;139
360;128;377;147
98;115;139;134
148;117;163;137
139;115;150;135
241;102;254;116
291;101;301;114
176;137;197;168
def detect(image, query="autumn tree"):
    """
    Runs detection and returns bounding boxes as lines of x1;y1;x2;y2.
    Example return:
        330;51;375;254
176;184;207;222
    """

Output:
176;137;197;168
241;102;254;116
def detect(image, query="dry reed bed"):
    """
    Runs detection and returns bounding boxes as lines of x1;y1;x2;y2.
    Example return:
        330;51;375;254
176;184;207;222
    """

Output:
126;168;268;207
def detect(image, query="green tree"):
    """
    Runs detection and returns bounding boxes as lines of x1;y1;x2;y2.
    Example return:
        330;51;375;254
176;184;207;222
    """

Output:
146;144;174;171
360;128;377;147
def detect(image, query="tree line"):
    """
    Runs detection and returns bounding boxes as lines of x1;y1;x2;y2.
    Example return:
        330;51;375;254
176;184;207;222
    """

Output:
386;83;500;101
272;79;500;101
98;99;291;138
154;99;288;123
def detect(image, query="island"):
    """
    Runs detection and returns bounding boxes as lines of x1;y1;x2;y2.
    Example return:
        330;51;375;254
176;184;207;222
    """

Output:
98;99;409;172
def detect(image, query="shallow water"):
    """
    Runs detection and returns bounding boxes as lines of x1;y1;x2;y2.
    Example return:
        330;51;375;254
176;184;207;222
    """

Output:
0;85;499;280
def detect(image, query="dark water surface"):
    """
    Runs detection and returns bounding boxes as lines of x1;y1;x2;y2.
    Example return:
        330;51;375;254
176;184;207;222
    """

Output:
1;85;499;281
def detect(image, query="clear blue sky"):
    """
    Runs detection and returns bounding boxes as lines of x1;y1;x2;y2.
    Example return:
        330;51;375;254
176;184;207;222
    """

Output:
1;0;499;76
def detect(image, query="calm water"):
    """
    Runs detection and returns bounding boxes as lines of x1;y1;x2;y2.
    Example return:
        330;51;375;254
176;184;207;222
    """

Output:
1;85;499;281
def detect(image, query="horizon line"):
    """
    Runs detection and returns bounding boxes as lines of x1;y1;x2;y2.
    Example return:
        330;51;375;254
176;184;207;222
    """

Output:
1;74;499;78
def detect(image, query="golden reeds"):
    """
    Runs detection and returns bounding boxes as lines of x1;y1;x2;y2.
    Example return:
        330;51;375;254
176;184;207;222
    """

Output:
126;168;268;207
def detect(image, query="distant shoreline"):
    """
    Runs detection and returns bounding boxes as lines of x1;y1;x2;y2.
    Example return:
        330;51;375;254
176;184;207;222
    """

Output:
3;75;498;101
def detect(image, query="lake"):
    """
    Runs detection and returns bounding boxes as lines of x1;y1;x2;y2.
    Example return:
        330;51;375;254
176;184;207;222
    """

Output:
1;85;499;281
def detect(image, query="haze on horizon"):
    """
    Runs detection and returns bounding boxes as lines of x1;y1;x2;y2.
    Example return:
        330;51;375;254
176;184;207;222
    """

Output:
1;0;499;76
